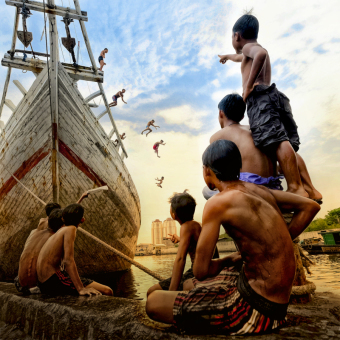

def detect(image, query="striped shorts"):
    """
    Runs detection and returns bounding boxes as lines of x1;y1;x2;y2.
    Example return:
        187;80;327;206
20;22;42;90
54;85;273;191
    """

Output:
173;266;287;335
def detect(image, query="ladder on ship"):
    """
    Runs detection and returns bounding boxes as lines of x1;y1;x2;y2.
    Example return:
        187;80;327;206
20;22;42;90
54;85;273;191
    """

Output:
0;0;128;203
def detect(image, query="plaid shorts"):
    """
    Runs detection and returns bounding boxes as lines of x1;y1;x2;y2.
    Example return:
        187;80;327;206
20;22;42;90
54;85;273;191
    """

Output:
173;266;287;335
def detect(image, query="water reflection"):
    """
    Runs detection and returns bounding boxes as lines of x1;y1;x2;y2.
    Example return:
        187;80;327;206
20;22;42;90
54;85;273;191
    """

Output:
91;253;340;300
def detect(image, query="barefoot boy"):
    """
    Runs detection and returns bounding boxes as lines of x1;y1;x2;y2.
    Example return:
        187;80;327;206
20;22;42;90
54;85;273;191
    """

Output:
155;177;164;188
147;191;219;296
113;133;126;146
98;48;108;71
146;140;320;335
204;93;322;202
141;120;159;137
109;89;127;107
37;204;113;296
153;140;166;158
15;208;64;294
219;13;308;198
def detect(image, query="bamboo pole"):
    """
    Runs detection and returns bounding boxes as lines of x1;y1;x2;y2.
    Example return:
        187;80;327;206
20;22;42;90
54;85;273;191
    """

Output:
0;7;20;119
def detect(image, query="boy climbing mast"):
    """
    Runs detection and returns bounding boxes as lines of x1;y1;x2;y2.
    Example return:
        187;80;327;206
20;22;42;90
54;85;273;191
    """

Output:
109;89;127;107
218;12;310;198
155;177;164;188
153;140;166;158
113;133;126;146
141;120;160;137
98;48;108;71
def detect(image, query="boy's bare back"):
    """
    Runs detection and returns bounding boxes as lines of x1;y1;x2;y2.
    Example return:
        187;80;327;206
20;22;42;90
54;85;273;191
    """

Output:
37;226;76;283
203;181;295;303
210;124;274;178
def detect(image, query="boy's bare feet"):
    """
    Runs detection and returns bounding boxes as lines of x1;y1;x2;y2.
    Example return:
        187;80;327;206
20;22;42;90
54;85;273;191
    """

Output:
304;187;323;203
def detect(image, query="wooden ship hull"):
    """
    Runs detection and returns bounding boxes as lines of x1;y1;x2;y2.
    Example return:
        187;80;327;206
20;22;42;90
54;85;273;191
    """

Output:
0;63;141;280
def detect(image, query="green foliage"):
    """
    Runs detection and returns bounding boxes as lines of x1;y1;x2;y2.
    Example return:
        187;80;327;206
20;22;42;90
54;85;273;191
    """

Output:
305;207;340;232
219;233;233;241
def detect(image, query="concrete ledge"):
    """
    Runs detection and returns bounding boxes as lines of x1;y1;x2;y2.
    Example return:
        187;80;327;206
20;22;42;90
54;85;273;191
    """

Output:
0;283;340;339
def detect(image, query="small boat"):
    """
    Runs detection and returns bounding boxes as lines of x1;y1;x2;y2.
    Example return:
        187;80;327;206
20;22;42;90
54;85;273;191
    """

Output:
0;0;141;280
302;230;340;255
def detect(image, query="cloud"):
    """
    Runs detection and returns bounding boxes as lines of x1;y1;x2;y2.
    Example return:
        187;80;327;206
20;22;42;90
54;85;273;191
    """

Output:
313;44;328;54
281;23;305;37
157;105;208;130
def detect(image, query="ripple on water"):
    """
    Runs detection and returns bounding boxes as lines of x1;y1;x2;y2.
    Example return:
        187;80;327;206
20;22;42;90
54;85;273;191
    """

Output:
90;253;340;301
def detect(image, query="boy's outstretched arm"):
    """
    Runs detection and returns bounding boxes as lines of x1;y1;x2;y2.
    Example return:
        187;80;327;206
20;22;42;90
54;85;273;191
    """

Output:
269;190;321;240
168;225;192;291
218;54;243;64
193;198;241;281
77;192;88;204
242;44;267;100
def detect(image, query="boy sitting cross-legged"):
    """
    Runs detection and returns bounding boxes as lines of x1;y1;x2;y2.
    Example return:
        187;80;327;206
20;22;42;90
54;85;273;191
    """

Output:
37;204;113;296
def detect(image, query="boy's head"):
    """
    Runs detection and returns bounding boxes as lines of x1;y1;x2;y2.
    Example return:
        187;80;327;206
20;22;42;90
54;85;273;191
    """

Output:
232;14;259;52
45;203;61;217
152;119;155;122
48;209;64;233
202;140;242;188
122;89;126;93
169;190;196;223
62;204;85;227
160;140;163;143
161;176;164;179
218;93;246;127
104;48;108;52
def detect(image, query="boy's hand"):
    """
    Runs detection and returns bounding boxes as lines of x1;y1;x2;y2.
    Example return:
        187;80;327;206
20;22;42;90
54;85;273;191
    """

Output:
218;54;228;64
79;287;102;296
167;233;180;244
243;82;259;102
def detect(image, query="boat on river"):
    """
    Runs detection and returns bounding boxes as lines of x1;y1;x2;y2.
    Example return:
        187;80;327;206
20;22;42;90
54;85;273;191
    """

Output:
302;230;340;255
0;0;141;280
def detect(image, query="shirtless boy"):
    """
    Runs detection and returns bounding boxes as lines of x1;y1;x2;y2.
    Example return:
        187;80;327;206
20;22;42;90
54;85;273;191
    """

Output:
141;120;160;137
15;208;63;294
147;191;219;296
98;48;108;71
153;140;166;158
218;13;308;198
109;89;127;107
146;140;320;335
37;204;113;296
204;93;322;202
113;133;126;147
155;177;164;188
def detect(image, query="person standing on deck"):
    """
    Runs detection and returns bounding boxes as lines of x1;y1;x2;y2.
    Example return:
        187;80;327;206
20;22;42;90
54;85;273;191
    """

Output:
98;48;108;71
109;89;127;107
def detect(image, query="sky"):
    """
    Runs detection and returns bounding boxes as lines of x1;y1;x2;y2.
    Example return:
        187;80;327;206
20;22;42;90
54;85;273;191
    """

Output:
0;0;340;244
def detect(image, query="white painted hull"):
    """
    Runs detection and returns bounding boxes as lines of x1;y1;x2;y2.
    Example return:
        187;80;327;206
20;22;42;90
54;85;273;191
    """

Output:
0;64;141;280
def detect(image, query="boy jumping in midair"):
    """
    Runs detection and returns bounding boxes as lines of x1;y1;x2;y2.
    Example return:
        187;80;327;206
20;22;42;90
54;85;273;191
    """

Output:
141;120;160;137
218;13;308;198
153;140;166;158
98;48;108;71
109;89;127;107
113;133;126;146
155;177;164;188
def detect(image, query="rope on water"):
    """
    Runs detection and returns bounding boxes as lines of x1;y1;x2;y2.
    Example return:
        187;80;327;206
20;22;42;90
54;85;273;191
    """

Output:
78;227;165;281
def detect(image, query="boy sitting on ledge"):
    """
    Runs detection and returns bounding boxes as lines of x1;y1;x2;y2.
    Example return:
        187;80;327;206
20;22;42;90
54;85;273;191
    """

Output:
37;204;113;297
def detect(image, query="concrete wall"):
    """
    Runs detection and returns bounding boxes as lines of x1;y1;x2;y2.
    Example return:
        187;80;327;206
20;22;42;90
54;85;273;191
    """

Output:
216;240;237;252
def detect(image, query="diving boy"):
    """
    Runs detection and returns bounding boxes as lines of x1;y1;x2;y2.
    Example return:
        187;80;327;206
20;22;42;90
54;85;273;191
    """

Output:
15;208;64;294
204;93;322;202
147;191;219;296
98;48;108;71
218;13;307;198
141;120;160;137
146;140;320;335
37;204;113;296
155;177;164;188
109;89;127;107
153;140;166;158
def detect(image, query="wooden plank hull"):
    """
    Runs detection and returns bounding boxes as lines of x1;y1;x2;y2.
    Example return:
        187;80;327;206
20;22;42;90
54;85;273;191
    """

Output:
0;64;141;280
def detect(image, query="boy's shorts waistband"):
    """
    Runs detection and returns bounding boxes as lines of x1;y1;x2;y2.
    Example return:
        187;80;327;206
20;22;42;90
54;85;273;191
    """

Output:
237;266;288;320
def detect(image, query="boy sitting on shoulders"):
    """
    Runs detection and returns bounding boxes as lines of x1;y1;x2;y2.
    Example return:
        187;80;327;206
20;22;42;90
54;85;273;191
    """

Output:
147;191;219;296
37;204;113;296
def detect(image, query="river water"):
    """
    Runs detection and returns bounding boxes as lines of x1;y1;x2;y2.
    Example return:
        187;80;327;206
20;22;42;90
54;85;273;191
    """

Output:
91;252;340;301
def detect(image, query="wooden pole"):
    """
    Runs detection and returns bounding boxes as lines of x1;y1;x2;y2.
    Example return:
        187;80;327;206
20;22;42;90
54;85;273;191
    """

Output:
0;7;20;119
72;0;128;159
47;0;60;203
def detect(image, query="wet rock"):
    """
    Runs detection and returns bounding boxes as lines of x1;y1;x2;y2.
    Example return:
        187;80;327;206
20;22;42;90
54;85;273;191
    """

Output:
0;283;339;339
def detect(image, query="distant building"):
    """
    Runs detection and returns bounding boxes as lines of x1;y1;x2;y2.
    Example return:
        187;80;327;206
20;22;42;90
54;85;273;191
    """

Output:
151;218;177;245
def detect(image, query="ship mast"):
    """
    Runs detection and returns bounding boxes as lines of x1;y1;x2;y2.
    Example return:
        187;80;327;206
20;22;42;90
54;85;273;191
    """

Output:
47;0;60;203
